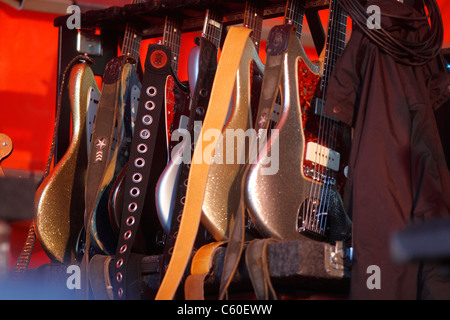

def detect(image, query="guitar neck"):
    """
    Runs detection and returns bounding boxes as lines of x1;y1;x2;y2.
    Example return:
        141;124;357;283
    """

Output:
202;9;224;49
121;0;146;62
321;0;347;93
162;15;183;74
122;24;142;62
284;0;306;39
243;2;264;52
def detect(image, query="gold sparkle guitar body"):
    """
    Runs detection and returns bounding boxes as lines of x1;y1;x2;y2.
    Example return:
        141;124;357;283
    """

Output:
35;62;100;263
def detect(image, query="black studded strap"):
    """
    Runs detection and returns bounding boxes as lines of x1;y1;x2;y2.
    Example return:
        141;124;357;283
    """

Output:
159;36;218;286
111;44;173;300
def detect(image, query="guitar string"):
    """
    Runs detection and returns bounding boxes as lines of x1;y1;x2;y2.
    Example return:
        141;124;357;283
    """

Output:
314;1;337;234
164;15;182;74
316;0;340;234
323;5;347;234
307;0;341;235
316;1;337;234
316;1;347;235
304;0;329;234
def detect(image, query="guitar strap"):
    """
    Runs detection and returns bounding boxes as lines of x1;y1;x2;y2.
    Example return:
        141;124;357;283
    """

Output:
185;241;226;300
111;44;173;300
245;238;278;300
88;62;139;256
159;36;218;287
155;27;259;300
218;24;294;300
82;55;136;298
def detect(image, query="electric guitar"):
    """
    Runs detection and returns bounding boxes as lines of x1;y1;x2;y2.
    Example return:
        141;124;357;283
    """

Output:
106;14;190;256
254;0;306;133
199;1;265;241
245;0;352;242
0;133;13;177
85;0;149;256
34;0;145;263
155;8;224;235
35;60;97;263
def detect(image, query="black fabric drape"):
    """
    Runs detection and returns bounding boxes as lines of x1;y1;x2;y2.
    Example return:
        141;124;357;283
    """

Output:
324;0;450;299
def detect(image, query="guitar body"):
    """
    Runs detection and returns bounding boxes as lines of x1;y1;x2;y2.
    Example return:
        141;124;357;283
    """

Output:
156;36;217;234
35;62;99;263
89;62;141;255
200;44;264;241
245;26;351;242
165;75;190;159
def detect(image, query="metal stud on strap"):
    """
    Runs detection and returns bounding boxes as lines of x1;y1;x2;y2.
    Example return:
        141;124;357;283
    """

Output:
112;43;176;300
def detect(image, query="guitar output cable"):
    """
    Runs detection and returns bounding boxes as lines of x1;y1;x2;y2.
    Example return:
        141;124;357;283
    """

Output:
337;0;444;66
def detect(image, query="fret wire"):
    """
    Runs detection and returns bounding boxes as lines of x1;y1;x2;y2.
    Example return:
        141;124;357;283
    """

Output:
201;9;223;48
244;3;263;51
322;0;347;90
163;15;183;73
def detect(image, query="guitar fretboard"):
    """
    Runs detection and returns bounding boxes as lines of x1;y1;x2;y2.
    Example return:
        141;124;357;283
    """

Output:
122;25;142;62
321;0;347;94
202;9;224;49
284;0;306;39
162;15;183;73
243;2;263;52
121;0;146;62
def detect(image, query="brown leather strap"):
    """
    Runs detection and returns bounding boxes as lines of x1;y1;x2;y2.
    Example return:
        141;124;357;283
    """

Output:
185;241;226;300
82;55;136;299
218;194;246;300
184;273;208;300
88;254;114;300
156;27;259;300
245;238;278;300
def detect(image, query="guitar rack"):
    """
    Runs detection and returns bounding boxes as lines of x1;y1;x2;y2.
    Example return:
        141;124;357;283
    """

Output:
51;0;353;299
53;0;331;161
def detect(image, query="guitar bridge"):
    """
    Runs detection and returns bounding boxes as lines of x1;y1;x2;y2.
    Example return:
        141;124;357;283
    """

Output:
298;197;328;240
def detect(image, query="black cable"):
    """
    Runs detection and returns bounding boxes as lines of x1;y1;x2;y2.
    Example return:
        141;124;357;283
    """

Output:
337;0;444;66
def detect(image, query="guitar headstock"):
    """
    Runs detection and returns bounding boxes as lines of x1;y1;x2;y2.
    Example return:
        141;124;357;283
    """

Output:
0;133;13;177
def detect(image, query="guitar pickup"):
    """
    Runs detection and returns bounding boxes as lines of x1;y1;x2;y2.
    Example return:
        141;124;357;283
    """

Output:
305;142;340;172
